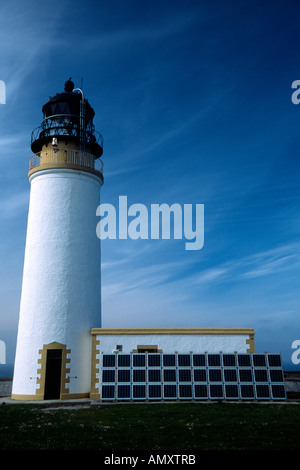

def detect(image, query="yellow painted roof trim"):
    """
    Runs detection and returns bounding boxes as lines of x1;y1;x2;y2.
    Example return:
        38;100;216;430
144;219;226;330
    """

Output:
91;328;255;335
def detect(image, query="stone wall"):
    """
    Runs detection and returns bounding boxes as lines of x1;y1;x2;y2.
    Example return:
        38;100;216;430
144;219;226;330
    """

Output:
0;378;12;397
284;371;300;399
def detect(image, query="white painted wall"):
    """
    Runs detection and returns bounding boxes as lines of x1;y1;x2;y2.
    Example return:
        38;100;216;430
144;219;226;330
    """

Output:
96;333;252;355
12;169;102;397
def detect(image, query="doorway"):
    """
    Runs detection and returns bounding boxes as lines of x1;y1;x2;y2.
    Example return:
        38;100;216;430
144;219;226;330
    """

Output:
44;349;62;400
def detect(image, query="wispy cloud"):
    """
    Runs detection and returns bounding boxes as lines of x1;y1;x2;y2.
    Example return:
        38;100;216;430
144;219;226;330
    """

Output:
241;244;300;279
190;243;300;285
0;133;27;153
102;250;188;297
196;267;229;283
82;8;199;52
0;1;66;100
102;241;300;303
0;191;29;220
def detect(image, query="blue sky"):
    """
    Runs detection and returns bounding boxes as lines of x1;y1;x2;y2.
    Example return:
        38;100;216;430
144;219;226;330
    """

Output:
0;0;300;374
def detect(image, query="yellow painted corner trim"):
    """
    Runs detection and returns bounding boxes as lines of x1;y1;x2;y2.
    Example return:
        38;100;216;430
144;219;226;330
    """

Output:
247;334;255;353
91;328;255;336
90;335;100;399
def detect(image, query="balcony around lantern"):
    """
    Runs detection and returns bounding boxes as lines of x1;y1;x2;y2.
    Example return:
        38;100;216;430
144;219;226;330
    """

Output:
31;114;103;158
29;147;104;182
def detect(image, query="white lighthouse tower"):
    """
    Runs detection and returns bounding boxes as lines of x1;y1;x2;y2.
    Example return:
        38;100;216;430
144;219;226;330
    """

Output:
12;79;104;400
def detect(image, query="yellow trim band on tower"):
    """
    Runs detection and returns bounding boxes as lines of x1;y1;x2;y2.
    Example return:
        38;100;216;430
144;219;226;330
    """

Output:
28;142;103;181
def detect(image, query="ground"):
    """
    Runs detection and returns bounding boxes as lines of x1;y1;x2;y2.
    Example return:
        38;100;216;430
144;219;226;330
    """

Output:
0;401;299;451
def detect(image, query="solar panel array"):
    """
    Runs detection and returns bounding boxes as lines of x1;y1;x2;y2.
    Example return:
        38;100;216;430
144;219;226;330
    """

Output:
99;352;286;401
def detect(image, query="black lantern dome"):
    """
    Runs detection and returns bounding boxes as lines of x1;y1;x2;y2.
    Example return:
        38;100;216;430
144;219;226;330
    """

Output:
31;79;103;158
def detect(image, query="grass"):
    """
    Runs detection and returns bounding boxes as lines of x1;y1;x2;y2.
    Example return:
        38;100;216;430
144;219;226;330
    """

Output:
0;401;299;451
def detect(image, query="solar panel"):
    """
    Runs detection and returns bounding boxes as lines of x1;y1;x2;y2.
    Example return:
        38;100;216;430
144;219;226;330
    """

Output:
164;384;177;399
209;368;222;382
253;354;266;367
254;369;268;382
239;369;253;382
193;368;207;382
269;369;284;383
102;354;115;368
164;369;177;382
223;354;236;366
271;384;286;400
133;384;146;399
102;369;115;383
208;354;221;366
148;354;161;367
118;354;131;367
224;368;237;382
133;354;145;367
163;354;176;367
240;384;255;399
118;369;130;382
256;384;270;399
133;369;146;382
101;385;115;399
238;354;251;367
179;384;193;399
267;354;282;367
117;385;131;399
193;354;206;366
194;384;208;399
148;369;161;382
179;369;192;382
178;354;191;366
148;384;162;399
225;384;239;399
98;351;286;402
210;384;223;399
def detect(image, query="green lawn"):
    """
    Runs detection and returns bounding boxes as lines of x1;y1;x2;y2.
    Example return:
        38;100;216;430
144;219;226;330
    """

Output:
0;402;299;451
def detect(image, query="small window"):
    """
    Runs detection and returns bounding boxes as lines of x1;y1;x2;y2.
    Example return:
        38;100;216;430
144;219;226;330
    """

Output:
137;345;158;353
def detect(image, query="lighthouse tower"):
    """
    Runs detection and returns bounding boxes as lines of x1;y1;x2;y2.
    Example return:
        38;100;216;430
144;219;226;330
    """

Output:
12;79;104;400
